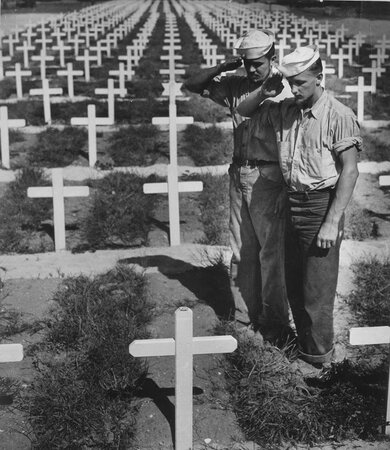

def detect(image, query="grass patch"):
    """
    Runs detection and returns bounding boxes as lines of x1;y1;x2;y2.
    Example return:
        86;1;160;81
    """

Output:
218;321;388;448
9;128;26;144
345;257;390;327
344;199;379;240
178;92;230;123
360;127;390;162
79;172;159;250
27;127;88;167
19;265;151;449
182;124;233;165
197;173;229;246
0;166;53;253
107;124;168;166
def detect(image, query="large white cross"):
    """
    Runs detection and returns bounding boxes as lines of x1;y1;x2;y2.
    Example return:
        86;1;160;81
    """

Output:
350;326;390;434
330;48;350;79
52;40;72;67
27;168;89;251
129;307;237;450
15;40;36;68
5;63;32;99
0;344;23;363
345;76;374;123
29;79;63;124
0;49;12;80
362;60;385;94
76;49;98;82
0;106;25;169
57;62;84;99
95;78;126;124
71;104;112;166
31;49;55;80
143;164;203;246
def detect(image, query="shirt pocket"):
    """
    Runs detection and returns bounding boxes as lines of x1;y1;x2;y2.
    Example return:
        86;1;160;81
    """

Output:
302;147;335;181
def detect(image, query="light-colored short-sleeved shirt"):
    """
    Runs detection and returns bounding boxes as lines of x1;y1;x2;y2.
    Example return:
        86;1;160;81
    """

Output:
256;90;362;192
203;75;291;161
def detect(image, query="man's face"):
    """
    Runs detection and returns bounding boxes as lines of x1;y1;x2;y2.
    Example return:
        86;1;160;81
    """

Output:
286;70;321;107
243;56;272;84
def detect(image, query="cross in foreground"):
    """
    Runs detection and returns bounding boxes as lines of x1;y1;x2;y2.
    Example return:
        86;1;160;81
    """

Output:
350;326;390;434
27;168;89;252
130;307;237;450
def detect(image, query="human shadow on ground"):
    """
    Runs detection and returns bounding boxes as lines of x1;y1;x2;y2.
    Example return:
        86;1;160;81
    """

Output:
120;255;235;320
137;378;203;447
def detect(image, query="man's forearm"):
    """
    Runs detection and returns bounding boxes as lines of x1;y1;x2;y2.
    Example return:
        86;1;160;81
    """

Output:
325;164;359;226
183;65;222;94
235;86;266;117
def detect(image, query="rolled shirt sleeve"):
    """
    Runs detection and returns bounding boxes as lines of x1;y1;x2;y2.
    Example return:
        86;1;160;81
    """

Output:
332;113;363;154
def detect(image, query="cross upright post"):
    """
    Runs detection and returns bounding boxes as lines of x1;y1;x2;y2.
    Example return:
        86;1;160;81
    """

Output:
129;307;237;450
5;63;32;99
0;106;26;169
29;79;63;124
345;76;374;123
27;168;89;252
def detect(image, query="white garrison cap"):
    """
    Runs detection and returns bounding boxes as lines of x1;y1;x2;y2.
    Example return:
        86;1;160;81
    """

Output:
234;30;274;59
278;45;320;77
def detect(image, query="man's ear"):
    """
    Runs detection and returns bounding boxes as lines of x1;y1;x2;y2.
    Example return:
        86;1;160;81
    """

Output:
271;55;277;63
316;72;323;86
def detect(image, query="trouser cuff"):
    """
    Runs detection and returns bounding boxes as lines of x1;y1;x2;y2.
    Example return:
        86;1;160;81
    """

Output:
298;347;334;365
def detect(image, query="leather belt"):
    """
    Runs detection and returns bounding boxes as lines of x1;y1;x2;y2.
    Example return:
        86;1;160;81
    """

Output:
232;157;278;167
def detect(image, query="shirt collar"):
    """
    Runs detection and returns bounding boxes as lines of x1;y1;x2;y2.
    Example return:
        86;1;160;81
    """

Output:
305;89;326;119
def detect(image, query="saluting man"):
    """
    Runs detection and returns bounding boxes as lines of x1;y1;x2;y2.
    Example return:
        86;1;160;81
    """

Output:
184;30;294;346
237;45;361;367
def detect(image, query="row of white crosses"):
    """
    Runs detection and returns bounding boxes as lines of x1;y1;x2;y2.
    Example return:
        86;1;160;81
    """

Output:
18;1;158;250
143;1;203;247
1;0;148;95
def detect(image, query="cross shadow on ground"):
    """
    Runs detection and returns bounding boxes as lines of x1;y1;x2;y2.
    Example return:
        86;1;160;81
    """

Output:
120;255;235;320
138;378;203;447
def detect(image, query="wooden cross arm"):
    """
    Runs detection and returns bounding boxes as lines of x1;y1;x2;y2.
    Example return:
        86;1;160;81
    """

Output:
71;117;113;126
379;175;390;187
129;335;237;357
350;326;390;345
160;55;183;60
57;69;84;76
143;181;203;194
152;116;194;125
8;119;26;128
28;186;89;198
29;88;63;96
0;344;23;363
162;45;182;51
159;68;186;75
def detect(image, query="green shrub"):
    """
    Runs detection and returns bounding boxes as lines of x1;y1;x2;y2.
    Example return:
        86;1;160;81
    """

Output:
360;128;390;162
81;172;158;249
178;93;230;123
219;321;387;447
346;257;390;327
0;167;52;253
344;199;378;240
21;265;151;449
27;127;88;167
182;124;233;165
197;173;229;245
107;124;168;166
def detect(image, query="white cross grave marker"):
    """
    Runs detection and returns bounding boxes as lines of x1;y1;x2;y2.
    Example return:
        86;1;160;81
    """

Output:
0;344;23;363
57;63;84;99
0;106;25;169
345;76;374;123
29;79;63;124
76;49;98;82
362;60;385;94
71;104;112;166
27;168;89;252
350;326;390;434
95;78;126;124
0;49;11;80
129;307;237;450
5;63;32;99
15;40;35;68
330;47;350;79
31;49;55;80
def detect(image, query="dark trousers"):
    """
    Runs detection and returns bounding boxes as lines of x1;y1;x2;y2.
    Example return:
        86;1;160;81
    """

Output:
285;190;343;364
